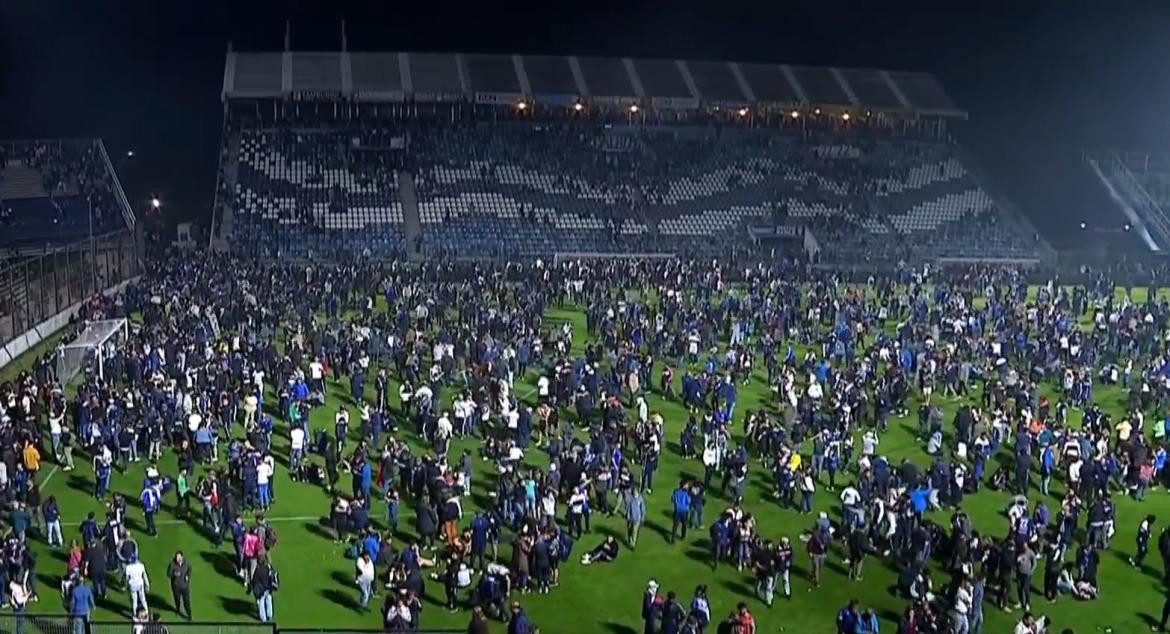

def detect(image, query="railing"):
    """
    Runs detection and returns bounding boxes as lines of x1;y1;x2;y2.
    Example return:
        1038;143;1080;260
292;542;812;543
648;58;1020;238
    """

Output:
0;617;462;634
96;139;135;232
553;251;676;264
1108;151;1170;239
1087;150;1170;250
90;622;276;634
0;230;138;350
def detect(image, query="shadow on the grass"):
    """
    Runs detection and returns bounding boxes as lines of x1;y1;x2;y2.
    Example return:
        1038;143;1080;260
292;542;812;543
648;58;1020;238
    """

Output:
720;577;753;596
219;596;256;617
65;475;91;495
303;520;335;541
600;622;637;634
320;588;362;611
199;550;240;582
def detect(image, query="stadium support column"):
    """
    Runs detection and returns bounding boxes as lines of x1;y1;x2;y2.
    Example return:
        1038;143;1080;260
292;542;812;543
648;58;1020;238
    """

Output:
398;171;422;261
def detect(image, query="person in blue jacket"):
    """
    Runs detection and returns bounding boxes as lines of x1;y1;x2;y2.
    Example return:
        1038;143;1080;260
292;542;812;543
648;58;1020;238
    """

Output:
669;481;691;544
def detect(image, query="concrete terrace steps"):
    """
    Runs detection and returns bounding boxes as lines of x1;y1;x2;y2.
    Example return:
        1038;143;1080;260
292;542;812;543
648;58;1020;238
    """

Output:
0;162;49;200
398;171;422;260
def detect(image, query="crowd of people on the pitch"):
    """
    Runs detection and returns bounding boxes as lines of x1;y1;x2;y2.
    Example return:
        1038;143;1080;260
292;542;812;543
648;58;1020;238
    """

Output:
5;254;1170;634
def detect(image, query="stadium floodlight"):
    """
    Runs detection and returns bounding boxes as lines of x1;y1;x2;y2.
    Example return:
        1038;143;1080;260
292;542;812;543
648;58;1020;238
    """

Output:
151;197;161;209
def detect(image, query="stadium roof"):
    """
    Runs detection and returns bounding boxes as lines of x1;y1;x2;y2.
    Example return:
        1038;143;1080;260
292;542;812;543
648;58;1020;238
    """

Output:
223;50;964;118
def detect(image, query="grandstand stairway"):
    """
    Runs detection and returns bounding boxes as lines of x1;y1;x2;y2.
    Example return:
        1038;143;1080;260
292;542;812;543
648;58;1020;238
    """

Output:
215;136;241;251
398;171;422;260
0;162;50;199
879;177;974;216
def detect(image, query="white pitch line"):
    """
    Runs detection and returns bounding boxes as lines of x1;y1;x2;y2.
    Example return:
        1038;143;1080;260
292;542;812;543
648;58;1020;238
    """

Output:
41;465;60;488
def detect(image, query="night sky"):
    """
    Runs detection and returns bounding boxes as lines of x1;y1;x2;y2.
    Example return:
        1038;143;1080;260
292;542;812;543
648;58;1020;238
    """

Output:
3;0;1169;245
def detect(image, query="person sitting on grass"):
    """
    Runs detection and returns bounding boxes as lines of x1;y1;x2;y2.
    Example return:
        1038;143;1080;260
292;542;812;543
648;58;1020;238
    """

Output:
580;535;620;565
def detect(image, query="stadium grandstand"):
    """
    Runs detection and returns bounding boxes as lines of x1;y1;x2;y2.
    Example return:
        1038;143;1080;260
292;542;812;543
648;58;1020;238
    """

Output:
0;139;138;362
1085;149;1170;253
212;48;1051;267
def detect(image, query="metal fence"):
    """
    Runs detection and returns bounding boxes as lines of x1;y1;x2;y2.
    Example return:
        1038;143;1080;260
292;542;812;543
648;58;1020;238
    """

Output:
0;613;75;634
281;631;463;634
0;617;463;634
0;231;139;348
90;621;275;634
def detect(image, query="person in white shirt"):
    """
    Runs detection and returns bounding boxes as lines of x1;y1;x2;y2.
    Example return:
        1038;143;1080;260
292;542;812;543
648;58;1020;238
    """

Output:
437;413;453;439
309;359;325;393
839;486;861;508
124;559;150;614
258;457;274;509
289;426;306;474
537;375;550;399
702;442;721;485
48;408;65;460
9;575;28;615
355;552;375;609
1013;613;1045;634
953;578;972;634
861;430;879;457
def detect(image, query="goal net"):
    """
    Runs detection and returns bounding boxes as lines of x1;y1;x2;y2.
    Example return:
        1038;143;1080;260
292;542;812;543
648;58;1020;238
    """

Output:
56;318;129;385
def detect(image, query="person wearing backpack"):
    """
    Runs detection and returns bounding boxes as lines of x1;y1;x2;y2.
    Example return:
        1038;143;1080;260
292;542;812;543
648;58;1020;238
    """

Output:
249;554;277;623
260;517;278;552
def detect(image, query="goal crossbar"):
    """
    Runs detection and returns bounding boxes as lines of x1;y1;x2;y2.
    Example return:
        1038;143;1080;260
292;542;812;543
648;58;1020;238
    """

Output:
56;318;129;384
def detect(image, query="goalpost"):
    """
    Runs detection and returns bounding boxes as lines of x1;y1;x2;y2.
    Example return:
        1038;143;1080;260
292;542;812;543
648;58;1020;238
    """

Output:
56;318;129;385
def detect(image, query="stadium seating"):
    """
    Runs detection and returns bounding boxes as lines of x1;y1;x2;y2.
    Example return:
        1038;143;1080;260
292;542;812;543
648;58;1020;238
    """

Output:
218;118;1036;262
0;140;126;249
231;130;405;259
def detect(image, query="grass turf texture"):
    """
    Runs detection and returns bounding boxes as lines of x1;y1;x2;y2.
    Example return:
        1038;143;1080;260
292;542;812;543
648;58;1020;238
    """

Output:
10;286;1169;633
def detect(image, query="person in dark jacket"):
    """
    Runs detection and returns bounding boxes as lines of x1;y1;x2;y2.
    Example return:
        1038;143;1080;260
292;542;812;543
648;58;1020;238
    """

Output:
660;591;686;634
466;605;491;634
416;500;438;549
166;551;192;620
249;554;276;623
83;541;108;598
507;601;532;634
643;580;662;634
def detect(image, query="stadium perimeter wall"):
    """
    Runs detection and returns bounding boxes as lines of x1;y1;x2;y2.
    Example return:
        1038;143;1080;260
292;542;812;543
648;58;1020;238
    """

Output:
0;275;140;371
